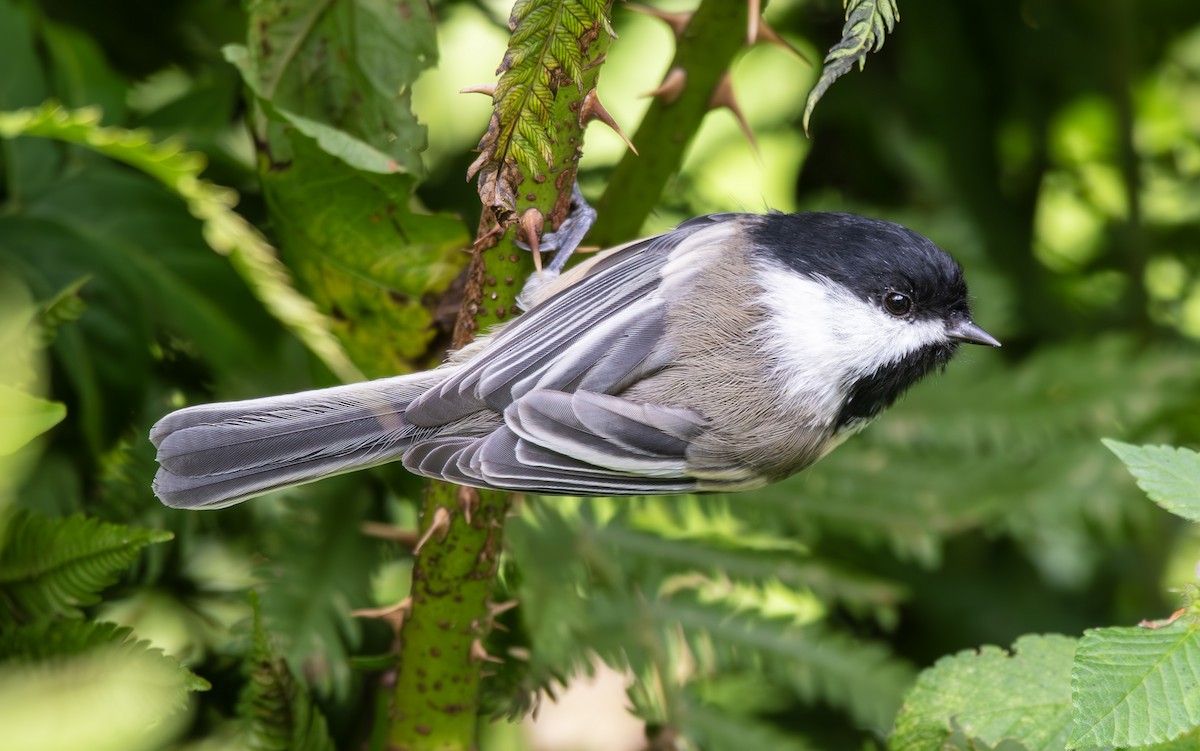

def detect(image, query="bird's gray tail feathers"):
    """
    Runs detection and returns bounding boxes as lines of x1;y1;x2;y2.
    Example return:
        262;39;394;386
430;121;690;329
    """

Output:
150;371;447;509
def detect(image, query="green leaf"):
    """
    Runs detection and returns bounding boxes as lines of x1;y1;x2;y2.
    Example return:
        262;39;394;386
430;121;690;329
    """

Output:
226;0;466;376
239;592;336;751
1069;623;1200;748
0;510;174;624
942;722;1030;751
0;1;58;200
15;167;275;392
0;103;362;383
1141;730;1200;750
259;132;468;376
228;0;437;175
1103;439;1200;521
597;521;903;621
1;213;156;452
0;621;207;751
0;385;65;456
889;634;1077;751
802;0;899;134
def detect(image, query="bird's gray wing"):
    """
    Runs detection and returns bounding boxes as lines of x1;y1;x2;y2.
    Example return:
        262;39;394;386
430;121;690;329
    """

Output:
402;390;710;495
404;213;742;427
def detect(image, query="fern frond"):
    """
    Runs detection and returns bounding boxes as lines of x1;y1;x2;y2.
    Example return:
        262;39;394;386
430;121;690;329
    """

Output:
0;510;173;624
502;502;914;731
238;593;336;751
598;523;902;620
0;619;209;694
654;593;914;731
256;489;375;698
481;0;609;189
0;621;209;749
622;497;906;618
802;0;899;133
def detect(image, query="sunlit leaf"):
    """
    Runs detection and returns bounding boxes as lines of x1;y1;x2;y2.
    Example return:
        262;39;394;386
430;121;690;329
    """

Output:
890;634;1076;751
0;386;65;456
1070;623;1200;748
259;133;467;376
1103;440;1200;522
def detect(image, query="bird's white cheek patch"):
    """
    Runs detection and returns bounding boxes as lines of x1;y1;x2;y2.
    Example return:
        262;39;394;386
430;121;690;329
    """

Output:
753;269;948;403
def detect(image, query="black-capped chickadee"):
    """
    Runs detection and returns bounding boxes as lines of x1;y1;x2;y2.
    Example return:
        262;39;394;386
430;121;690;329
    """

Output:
151;211;998;509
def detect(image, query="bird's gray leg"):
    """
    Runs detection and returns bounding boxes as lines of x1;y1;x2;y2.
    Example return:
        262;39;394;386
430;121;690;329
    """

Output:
516;183;596;310
543;183;596;273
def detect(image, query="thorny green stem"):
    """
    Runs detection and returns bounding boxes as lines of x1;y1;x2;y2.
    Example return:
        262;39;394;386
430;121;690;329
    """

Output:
389;482;510;750
388;1;616;748
590;0;748;246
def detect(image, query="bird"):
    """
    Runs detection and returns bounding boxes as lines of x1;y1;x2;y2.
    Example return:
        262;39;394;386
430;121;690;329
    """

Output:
151;210;999;510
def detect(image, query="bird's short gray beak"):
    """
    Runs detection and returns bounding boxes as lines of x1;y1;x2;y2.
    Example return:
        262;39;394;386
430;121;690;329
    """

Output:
947;319;1001;347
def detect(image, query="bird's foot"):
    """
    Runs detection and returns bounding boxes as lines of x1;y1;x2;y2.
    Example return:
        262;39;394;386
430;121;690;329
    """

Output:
515;183;596;310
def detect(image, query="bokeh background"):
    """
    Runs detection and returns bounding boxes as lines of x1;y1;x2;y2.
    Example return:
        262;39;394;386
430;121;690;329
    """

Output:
3;0;1200;749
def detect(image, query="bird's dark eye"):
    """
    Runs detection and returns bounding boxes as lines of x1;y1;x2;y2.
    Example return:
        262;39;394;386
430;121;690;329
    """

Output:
883;292;912;317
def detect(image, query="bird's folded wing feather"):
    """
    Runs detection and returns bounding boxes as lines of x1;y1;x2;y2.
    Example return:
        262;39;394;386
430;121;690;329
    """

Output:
405;214;741;427
402;390;707;495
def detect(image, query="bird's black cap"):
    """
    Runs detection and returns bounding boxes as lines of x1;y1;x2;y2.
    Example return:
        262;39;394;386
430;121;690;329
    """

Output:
750;212;970;324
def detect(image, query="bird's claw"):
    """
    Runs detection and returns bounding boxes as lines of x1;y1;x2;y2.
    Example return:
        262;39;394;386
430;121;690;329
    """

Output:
515;183;596;311
513;183;595;274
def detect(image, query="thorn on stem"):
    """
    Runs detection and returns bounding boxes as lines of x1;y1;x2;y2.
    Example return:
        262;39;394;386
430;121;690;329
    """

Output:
360;521;419;547
626;3;692;39
1140;607;1188;629
644;66;687;105
519;208;545;273
459;83;498;97
351;596;412;632
488;599;520;618
472;218;506;249
747;0;761;44
469;638;503;664
708;73;758;154
413;507;452;555
466;149;489;182
507;646;532;661
582;53;607;72
580;89;638;155
457;485;479;525
754;20;811;65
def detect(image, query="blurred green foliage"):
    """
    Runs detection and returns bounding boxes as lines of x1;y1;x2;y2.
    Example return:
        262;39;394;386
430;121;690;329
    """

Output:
1;0;1199;749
